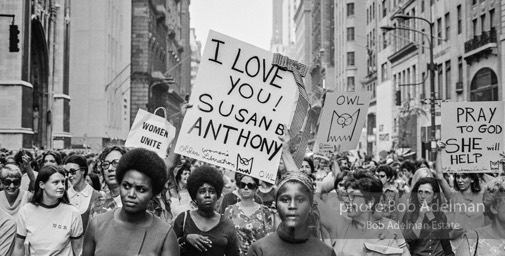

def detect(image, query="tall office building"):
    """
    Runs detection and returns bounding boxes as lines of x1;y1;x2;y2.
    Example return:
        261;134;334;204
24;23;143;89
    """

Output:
69;0;132;150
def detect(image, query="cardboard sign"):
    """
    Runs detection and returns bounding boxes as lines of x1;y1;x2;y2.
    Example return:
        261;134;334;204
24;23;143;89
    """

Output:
441;101;504;173
125;108;176;158
175;30;298;183
315;91;372;154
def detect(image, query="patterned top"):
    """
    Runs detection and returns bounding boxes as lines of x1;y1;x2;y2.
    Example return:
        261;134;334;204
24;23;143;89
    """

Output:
224;204;275;256
87;191;121;225
466;228;505;256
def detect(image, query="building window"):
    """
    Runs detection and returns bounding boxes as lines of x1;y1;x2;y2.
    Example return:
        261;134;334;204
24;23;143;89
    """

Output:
421;29;425;54
347;3;355;16
382;0;387;17
481;14;486;33
381;63;388;82
382;32;388;49
421;72;426;97
457;5;462;34
490;9;495;29
347;52;355;66
412;65;417;98
347;77;355;91
437;64;443;98
421;0;425;13
470;68;498;101
472;0;477;5
372;2;376;18
458;57;463;83
445;13;450;41
445;60;451;99
473;19;478;37
437;18;442;45
347;27;355;41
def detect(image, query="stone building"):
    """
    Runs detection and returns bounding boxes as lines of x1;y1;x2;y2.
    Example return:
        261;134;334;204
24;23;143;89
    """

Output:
0;0;71;150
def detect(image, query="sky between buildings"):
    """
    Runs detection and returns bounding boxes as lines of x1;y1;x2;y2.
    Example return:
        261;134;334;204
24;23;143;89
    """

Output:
190;0;273;52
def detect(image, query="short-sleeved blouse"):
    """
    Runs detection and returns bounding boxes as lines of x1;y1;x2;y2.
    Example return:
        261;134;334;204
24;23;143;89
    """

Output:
224;204;275;256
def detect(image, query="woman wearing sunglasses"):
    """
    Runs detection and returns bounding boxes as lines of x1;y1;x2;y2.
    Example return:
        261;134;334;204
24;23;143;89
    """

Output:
64;155;101;231
12;165;83;256
0;164;32;218
224;173;275;256
247;172;334;256
88;146;126;222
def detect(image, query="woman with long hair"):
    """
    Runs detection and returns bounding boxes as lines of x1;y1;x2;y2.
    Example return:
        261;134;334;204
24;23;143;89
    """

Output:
434;145;487;250
82;148;179;256
224;173;275;255
12;165;83;256
456;176;505;256
247;172;334;256
170;163;194;218
401;177;454;255
174;165;240;256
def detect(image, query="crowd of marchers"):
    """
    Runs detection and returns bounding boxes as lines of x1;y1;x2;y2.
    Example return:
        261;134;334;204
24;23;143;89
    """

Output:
0;114;505;255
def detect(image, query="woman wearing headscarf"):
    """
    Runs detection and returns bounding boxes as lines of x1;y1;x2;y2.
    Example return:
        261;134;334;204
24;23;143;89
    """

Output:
82;148;179;256
247;172;334;256
12;165;83;256
174;165;240;256
224;173;275;256
456;176;505;256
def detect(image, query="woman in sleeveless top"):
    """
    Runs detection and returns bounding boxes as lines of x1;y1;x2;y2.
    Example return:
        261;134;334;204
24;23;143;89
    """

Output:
457;176;505;256
82;148;179;256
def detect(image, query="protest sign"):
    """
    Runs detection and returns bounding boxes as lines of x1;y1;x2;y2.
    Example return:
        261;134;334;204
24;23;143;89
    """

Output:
441;101;504;173
174;30;298;183
315;91;372;154
125;108;176;158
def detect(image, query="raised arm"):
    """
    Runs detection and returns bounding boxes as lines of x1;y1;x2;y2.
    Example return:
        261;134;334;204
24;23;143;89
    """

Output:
165;103;192;180
433;145;455;201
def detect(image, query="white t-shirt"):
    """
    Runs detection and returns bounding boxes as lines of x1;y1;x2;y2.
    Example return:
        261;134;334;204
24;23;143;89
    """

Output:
16;203;83;256
67;183;94;214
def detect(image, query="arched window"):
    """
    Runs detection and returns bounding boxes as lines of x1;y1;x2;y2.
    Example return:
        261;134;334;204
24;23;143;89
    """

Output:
470;68;498;101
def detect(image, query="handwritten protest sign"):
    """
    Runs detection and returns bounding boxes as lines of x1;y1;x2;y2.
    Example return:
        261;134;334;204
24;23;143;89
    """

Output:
175;30;298;183
441;101;504;173
315;91;371;154
125;108;176;158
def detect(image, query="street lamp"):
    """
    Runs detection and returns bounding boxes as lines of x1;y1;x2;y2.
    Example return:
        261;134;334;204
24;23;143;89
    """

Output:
381;14;437;161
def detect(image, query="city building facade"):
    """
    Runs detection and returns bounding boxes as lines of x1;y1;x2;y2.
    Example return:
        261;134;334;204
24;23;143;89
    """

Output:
0;0;71;150
69;0;132;150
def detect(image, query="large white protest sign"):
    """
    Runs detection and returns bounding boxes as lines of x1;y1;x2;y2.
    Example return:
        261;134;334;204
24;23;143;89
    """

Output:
175;30;298;183
125;108;176;158
441;101;504;173
315;91;372;154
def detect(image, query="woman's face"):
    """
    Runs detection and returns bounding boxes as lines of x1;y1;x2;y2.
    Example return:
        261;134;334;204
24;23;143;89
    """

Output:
342;188;368;220
64;163;84;186
43;154;57;166
300;161;311;174
2;174;21;196
238;176;257;199
41;172;66;200
102;150;122;187
276;182;311;230
417;183;434;205
195;183;218;211
376;171;388;185
180;170;191;186
120;170;153;214
455;173;472;191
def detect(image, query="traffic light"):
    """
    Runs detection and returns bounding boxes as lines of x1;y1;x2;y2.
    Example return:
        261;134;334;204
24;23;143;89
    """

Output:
395;90;401;106
9;24;19;52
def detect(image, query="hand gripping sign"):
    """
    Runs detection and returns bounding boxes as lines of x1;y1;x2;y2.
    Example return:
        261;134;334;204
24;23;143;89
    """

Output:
125;107;176;158
174;30;299;184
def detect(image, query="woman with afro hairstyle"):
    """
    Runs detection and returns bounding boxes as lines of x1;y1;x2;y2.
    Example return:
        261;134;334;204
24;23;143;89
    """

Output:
174;165;240;256
82;148;179;256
